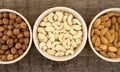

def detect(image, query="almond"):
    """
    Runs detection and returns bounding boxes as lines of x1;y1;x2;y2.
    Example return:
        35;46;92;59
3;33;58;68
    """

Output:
105;31;111;42
91;29;94;36
115;23;119;31
100;51;109;57
101;20;111;28
113;32;118;47
107;52;116;58
117;48;120;56
91;34;97;44
117;42;120;47
108;46;117;52
118;29;120;36
100;36;108;44
109;29;115;34
100;15;109;22
95;36;101;46
100;28;108;36
109;34;116;43
94;29;100;35
117;17;120;24
94;47;101;51
111;16;116;24
99;44;107;50
93;18;101;28
107;12;115;17
97;25;104;30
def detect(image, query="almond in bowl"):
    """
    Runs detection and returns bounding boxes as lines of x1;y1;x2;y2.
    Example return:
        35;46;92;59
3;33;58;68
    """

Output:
89;8;120;62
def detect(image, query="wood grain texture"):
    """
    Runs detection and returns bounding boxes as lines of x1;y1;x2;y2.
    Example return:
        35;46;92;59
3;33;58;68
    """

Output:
0;0;120;72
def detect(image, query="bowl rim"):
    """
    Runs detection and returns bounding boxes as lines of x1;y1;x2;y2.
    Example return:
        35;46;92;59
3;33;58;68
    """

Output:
0;9;32;64
88;8;120;62
33;6;87;61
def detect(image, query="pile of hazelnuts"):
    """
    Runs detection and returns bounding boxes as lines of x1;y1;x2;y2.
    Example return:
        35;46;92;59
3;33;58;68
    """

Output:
0;12;30;61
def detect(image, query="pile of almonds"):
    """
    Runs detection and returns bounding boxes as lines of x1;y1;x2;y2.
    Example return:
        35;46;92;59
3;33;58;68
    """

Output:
91;12;120;58
0;12;30;61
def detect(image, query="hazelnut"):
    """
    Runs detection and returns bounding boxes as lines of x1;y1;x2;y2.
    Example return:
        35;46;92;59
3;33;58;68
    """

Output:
1;45;8;50
15;42;22;49
9;13;17;19
5;50;10;55
14;24;20;29
9;19;15;25
13;29;20;35
1;55;7;61
7;30;13;37
22;44;28;50
0;39;5;44
0;32;3;37
17;33;23;38
18;49;23;55
8;25;13;30
0;50;4;54
23;31;30;37
3;30;7;35
3;18;9;24
0;19;3;25
24;38;30;44
20;22;27;29
7;54;14;60
2;35;9;41
11;47;17;54
7;39;14;45
15;16;22;23
0;13;3;19
19;38;24;43
14;38;18;43
8;44;13;48
3;13;8;18
0;26;5;32
12;35;16;39
14;54;19;58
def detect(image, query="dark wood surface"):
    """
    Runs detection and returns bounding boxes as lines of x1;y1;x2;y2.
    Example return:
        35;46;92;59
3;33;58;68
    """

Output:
0;0;120;72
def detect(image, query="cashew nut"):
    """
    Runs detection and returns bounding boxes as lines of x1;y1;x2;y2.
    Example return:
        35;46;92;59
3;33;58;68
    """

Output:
65;50;74;56
68;14;73;25
55;45;66;52
48;13;54;22
45;26;55;32
55;11;63;22
51;41;60;50
47;49;56;55
72;25;82;30
70;29;76;35
48;32;55;42
39;42;46;49
38;27;46;35
73;31;83;39
55;52;64;57
47;40;52;48
53;22;63;30
64;21;71;30
73;18;82;25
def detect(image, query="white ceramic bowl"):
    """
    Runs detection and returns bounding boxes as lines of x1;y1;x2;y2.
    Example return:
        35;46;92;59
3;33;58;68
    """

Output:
88;8;120;62
33;7;87;61
0;9;32;64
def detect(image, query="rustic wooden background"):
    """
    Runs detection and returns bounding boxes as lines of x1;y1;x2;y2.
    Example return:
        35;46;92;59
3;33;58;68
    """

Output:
0;0;120;72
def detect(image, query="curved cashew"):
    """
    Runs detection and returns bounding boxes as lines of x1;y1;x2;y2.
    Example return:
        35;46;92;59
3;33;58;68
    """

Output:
72;25;82;30
65;50;74;56
38;33;46;40
51;41;60;50
63;15;68;22
72;39;77;47
53;22;63;30
55;52;64;57
59;33;64;42
39;42;46;49
76;38;82;45
38;27;46;35
47;49;56;55
66;39;71;46
45;26;55;32
64;22;71;30
62;40;71;49
40;22;46;27
39;37;48;42
47;40;52;48
64;33;72;39
73;31;83;39
68;14;73;25
55;45;66;52
43;16;48;22
73;18;82;25
70;29;76;35
55;11;63;22
48;13;54;22
45;22;51;27
48;32;55;42
53;14;58;21
43;46;47;51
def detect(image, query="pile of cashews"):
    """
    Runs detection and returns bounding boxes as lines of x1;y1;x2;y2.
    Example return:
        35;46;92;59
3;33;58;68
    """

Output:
37;11;83;57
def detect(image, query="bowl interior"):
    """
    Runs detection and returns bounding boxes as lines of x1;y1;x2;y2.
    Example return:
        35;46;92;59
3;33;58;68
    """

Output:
0;9;32;64
88;8;120;62
33;7;87;61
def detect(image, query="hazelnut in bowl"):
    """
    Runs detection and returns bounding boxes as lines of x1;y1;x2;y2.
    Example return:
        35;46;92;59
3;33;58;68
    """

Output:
33;7;87;61
88;8;120;62
0;9;32;64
